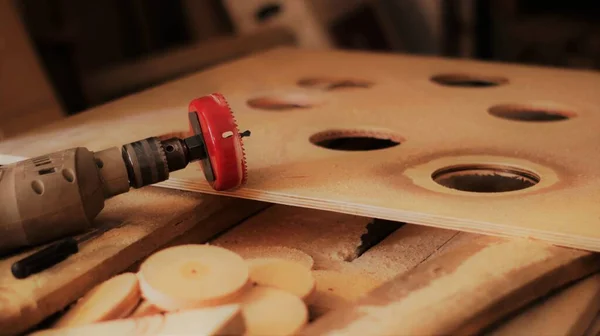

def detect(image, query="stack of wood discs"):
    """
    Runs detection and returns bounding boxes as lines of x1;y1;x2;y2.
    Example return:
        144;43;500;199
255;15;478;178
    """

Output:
31;244;316;336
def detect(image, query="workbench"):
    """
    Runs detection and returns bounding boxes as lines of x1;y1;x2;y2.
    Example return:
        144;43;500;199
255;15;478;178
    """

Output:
1;187;598;335
1;47;600;335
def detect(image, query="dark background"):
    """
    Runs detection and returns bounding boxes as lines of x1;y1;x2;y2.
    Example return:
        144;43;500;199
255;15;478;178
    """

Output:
13;0;600;115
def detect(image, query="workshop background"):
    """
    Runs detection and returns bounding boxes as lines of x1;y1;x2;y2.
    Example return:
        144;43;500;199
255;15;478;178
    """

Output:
1;0;599;140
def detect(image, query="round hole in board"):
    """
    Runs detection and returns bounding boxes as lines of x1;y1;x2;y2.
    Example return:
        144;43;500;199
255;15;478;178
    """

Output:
432;164;540;193
247;94;317;111
255;3;282;22
62;168;75;183
488;104;575;122
309;129;404;151
297;78;374;91
430;73;508;88
31;180;44;195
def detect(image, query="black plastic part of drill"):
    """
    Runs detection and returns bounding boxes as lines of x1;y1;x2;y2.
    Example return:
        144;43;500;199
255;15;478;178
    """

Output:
11;238;79;279
187;111;215;182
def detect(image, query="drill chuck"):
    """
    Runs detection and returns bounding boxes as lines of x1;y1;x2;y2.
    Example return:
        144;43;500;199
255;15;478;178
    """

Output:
120;135;208;189
121;137;170;189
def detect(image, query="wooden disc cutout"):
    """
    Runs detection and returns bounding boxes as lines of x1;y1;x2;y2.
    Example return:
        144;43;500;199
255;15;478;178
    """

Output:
53;272;140;328
32;305;245;336
138;244;249;311
247;258;315;301
238;286;308;336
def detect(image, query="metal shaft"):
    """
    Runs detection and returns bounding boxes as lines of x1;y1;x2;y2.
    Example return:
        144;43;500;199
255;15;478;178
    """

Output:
120;135;207;189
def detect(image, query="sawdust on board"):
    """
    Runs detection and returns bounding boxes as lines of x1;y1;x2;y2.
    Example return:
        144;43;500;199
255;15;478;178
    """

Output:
213;245;315;270
310;269;383;319
324;240;557;335
211;205;370;269
351;224;458;281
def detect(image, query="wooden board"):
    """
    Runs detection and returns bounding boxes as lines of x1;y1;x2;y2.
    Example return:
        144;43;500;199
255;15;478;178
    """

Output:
486;273;600;336
30;304;246;336
0;188;266;336
212;204;457;281
301;235;600;335
210;203;600;333
585;313;600;336
1;47;599;251
24;204;600;336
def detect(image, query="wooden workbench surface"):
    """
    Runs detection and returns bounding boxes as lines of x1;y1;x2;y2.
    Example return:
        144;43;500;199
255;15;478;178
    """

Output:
5;189;599;335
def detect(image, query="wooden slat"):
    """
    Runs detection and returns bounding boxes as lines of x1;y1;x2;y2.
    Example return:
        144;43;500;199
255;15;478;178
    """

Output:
350;224;458;281
486;273;600;336
212;205;373;270
0;188;264;336
301;235;600;335
584;312;600;336
212;205;459;319
29;304;245;336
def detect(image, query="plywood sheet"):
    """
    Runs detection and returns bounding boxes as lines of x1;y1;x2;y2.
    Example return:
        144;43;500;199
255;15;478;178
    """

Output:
1;47;599;251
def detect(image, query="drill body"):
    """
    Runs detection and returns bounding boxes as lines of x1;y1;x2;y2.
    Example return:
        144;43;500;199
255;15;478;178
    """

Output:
0;136;204;255
0;93;248;255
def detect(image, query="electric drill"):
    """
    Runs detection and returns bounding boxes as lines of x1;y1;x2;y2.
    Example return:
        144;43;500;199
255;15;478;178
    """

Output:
0;93;249;255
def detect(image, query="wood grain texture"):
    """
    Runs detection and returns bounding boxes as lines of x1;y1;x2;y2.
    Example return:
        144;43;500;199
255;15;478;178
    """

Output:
29;304;245;336
212;205;373;270
584;312;600;336
52;272;140;328
0;188;261;336
350;224;458;281
310;269;381;319
212;204;460;319
0;48;597;251
137;245;250;311
301;236;600;335
222;245;315;270
486;273;600;336
246;258;316;301
235;286;309;336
